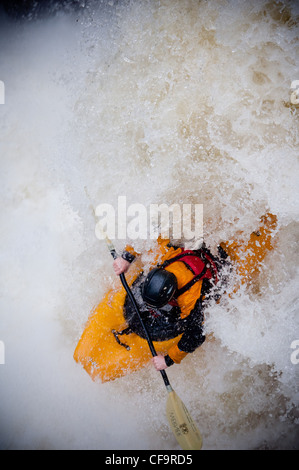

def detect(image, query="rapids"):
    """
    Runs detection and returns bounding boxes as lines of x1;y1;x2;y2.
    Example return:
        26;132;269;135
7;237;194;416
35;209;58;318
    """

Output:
0;0;298;449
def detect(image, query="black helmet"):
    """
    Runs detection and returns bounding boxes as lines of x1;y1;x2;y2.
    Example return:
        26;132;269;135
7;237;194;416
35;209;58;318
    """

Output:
142;268;177;308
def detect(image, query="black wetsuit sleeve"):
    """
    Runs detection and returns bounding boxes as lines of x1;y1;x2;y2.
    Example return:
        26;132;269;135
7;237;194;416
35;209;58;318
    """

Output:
176;298;206;353
121;250;136;263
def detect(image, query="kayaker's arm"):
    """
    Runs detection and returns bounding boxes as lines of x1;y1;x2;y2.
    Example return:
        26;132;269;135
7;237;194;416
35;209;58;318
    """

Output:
113;257;131;275
122;245;139;262
164;299;206;366
113;245;139;275
121;249;136;263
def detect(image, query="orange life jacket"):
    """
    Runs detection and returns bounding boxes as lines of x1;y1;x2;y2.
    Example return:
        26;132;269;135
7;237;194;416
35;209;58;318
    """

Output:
160;249;219;303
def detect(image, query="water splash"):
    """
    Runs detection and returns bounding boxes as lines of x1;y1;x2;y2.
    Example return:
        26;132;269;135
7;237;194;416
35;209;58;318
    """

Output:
0;0;298;450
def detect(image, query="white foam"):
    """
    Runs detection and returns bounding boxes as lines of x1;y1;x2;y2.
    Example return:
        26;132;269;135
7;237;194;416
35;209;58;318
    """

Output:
0;0;298;450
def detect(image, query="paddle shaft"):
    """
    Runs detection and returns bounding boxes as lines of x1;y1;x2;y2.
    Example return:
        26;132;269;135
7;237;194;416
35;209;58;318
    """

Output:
109;247;171;388
103;236;203;450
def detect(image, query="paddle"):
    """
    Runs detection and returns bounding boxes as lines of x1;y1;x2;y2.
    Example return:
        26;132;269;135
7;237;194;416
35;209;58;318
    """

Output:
102;231;203;450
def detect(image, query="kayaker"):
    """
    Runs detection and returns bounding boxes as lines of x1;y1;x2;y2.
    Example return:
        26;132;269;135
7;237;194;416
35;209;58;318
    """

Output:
113;239;229;371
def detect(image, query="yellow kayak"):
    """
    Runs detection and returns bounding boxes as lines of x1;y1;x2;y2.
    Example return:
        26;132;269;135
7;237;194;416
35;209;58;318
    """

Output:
74;213;277;383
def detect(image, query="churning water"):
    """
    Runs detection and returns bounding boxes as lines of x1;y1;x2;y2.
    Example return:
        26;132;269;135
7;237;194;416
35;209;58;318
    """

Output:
0;0;298;450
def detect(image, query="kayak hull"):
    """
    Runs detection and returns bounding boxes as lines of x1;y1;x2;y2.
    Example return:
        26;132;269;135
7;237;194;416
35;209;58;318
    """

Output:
74;213;277;383
73;262;182;383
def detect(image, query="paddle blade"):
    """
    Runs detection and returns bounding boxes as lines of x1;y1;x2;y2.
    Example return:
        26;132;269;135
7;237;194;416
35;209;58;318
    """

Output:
166;390;203;450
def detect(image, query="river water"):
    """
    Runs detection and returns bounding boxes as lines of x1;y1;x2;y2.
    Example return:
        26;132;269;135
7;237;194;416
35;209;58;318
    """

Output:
0;0;298;450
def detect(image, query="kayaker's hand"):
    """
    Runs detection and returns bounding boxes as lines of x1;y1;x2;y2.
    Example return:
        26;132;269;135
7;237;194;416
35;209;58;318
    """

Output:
152;355;168;371
113;257;131;275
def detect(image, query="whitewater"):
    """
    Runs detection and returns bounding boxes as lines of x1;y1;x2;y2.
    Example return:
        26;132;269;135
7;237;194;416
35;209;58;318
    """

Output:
0;0;298;450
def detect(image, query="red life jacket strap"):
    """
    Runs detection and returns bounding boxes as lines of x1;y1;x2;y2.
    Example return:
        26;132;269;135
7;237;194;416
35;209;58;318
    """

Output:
160;249;219;299
175;265;208;298
201;251;219;283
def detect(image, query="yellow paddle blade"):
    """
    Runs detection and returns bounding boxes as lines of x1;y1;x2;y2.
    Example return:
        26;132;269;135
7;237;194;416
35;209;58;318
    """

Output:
166;389;203;450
